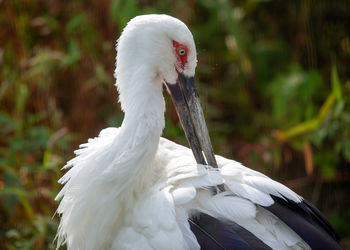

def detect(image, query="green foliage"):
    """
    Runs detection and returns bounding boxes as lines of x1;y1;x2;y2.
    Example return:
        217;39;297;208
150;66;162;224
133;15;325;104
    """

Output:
1;0;349;248
268;64;324;126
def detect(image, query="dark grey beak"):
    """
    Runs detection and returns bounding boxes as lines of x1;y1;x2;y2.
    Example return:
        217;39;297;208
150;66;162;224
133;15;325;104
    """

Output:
165;73;224;192
165;73;218;167
166;73;218;168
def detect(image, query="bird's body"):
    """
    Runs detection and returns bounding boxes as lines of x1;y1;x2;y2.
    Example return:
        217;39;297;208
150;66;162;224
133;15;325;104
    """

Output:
56;15;341;250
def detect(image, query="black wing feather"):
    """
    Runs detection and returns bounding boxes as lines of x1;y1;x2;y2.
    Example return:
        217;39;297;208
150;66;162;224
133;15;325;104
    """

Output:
189;212;272;250
264;196;342;250
302;198;340;241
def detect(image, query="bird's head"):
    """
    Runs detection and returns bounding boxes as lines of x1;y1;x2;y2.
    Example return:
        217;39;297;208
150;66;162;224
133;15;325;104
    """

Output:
115;14;218;169
115;14;197;84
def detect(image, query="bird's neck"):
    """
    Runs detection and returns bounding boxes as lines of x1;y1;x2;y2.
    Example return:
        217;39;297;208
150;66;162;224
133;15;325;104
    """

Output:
117;64;166;129
113;66;166;196
120;72;166;137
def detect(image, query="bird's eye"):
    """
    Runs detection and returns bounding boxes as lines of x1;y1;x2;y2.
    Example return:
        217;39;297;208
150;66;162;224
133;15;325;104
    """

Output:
177;48;186;56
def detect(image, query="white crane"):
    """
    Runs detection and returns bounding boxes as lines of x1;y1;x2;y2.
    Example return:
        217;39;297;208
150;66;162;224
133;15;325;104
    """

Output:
55;14;341;250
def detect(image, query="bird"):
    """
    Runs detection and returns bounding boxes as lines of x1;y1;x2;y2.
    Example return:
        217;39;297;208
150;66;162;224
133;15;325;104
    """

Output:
55;14;342;250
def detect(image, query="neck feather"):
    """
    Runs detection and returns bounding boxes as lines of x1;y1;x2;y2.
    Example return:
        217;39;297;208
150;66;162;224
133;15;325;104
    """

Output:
117;66;165;134
111;65;166;193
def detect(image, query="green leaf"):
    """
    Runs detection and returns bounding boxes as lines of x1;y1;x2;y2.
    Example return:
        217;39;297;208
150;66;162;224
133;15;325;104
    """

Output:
331;64;343;101
62;40;81;67
66;13;88;35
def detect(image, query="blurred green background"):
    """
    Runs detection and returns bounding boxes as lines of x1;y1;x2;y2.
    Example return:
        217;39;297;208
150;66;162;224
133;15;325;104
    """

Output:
1;0;349;249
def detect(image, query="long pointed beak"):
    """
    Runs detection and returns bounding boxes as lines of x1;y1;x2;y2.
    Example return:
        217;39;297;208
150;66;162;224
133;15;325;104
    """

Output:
165;73;219;169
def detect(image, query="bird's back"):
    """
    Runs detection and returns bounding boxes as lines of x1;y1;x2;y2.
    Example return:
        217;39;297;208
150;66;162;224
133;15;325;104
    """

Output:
154;138;341;250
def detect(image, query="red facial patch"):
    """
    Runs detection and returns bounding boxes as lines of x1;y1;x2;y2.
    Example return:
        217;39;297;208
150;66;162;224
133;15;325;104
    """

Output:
172;40;188;70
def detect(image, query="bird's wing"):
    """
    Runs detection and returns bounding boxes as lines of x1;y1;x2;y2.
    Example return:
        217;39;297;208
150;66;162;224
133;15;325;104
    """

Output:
188;212;272;250
158;137;341;250
217;155;341;249
217;154;301;206
158;137;300;205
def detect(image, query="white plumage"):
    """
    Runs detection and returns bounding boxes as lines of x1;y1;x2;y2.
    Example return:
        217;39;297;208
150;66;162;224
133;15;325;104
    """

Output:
56;14;340;250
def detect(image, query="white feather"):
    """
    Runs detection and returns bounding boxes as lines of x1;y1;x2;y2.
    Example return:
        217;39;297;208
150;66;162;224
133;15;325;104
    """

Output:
175;207;201;250
56;14;311;250
172;185;197;205
158;137;310;249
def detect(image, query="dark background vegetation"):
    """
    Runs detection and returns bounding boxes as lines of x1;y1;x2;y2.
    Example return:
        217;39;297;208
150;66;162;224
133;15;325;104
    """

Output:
1;0;349;249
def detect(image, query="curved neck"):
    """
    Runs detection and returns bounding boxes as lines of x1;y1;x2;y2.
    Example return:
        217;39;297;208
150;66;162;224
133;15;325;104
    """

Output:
119;71;165;137
109;66;166;195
